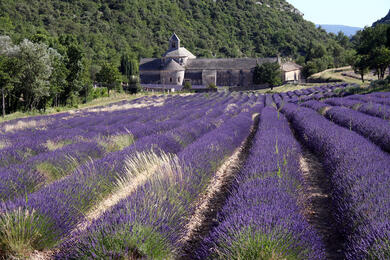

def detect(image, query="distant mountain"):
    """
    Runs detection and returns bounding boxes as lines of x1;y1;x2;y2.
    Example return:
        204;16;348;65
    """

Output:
373;10;390;26
317;24;362;37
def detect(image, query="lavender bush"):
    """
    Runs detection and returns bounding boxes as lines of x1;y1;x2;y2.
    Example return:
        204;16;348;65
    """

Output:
282;103;390;259
199;107;325;259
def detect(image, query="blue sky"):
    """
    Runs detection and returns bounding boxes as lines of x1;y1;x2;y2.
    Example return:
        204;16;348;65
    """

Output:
287;0;390;28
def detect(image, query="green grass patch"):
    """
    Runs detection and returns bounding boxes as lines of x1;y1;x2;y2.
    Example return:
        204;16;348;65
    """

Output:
74;223;174;259
45;139;73;151
334;77;390;96
0;207;58;259
98;133;135;153
35;157;79;182
214;227;306;260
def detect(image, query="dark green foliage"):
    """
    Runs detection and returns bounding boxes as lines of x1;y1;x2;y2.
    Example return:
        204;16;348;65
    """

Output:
301;37;349;77
208;83;217;91
183;81;192;91
119;54;140;93
119;54;138;81
0;0;345;62
354;24;390;80
253;62;282;86
63;44;84;105
0;56;15;117
352;55;370;82
0;0;353;115
96;62;121;96
334;77;390;96
373;10;390;27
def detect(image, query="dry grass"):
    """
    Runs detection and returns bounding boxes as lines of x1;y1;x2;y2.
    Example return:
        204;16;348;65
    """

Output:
76;150;180;231
1;119;51;133
0;208;56;259
85;97;166;113
319;106;332;116
97;131;134;152
255;83;322;94
0;140;8;149
0;92;148;124
45;140;73;151
309;66;368;86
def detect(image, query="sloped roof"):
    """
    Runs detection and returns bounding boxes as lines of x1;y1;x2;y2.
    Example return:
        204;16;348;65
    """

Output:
163;47;196;59
162;59;185;71
281;61;302;72
140;58;162;71
140;57;302;72
170;33;180;42
186;58;278;70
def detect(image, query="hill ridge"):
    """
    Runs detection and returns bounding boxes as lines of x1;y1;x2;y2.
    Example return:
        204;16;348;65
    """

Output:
0;0;339;62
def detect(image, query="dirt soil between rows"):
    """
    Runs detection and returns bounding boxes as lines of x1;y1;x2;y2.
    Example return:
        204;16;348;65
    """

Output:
299;148;344;260
177;114;260;260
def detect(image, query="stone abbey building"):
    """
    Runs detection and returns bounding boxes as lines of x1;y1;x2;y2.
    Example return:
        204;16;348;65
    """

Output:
140;34;302;87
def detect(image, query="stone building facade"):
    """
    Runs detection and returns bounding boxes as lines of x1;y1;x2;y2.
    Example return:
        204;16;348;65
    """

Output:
140;34;302;87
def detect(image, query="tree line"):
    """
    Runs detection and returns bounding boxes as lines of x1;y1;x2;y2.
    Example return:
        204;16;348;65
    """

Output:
0;34;139;117
351;24;390;82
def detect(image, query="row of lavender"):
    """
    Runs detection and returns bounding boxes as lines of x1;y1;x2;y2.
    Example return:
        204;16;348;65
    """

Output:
195;88;390;259
1;93;234;201
197;107;325;259
56;103;260;259
297;93;390;259
0;92;263;258
1;83;381;258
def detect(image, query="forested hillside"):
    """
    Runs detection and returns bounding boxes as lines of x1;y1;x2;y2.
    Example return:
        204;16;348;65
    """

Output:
0;0;349;63
373;10;390;26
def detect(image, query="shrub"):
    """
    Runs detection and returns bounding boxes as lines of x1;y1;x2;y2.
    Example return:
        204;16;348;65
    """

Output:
208;83;217;92
182;81;192;91
0;207;58;258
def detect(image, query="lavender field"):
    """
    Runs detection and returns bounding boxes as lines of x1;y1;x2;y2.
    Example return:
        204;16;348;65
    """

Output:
0;84;389;260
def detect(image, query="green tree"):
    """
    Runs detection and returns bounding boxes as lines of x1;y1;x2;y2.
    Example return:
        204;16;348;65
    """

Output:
352;55;370;82
0;56;13;117
64;44;84;106
0;36;20;116
48;49;68;107
253;62;282;87
17;39;54;111
354;24;390;79
119;54;138;81
119;54;140;93
96;62;121;96
371;46;390;79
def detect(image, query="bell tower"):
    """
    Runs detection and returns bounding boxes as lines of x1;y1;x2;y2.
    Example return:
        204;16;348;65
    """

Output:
169;33;180;50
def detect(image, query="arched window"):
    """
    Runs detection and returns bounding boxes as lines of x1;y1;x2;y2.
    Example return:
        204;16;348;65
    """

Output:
170;78;172;83
172;42;176;48
178;77;181;83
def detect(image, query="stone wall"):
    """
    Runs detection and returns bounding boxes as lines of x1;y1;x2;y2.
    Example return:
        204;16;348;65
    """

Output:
184;71;202;85
140;71;160;84
160;70;185;85
284;70;301;82
216;70;253;87
202;70;217;86
182;69;255;87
